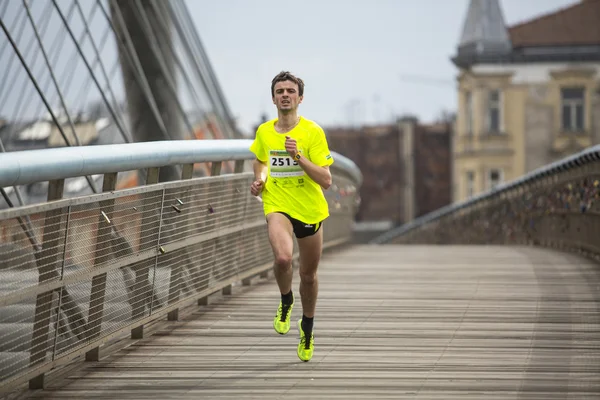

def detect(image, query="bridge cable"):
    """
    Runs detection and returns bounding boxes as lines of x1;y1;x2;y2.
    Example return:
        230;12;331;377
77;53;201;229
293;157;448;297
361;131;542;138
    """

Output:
22;0;100;194
51;0;133;146
73;0;133;143
11;2;77;129
168;0;235;138
0;5;40;104
147;0;214;137
96;0;172;141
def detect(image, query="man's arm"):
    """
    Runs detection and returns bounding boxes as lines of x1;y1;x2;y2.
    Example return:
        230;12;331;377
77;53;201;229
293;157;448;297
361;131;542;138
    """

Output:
250;158;268;196
297;156;332;190
285;135;332;190
253;158;268;182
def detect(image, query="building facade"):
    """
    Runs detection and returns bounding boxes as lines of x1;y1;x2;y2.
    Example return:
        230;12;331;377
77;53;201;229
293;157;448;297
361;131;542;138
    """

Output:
452;0;600;202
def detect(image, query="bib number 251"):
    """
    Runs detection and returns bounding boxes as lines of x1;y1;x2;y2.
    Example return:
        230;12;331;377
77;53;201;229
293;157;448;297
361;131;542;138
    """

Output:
271;157;298;167
269;150;304;178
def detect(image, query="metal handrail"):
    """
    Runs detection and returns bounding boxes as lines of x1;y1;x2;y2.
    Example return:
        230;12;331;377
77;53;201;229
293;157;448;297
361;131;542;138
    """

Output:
0;140;363;188
371;144;600;244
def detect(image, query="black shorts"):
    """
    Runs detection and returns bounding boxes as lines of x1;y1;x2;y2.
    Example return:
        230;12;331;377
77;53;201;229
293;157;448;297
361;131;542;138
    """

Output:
275;212;323;239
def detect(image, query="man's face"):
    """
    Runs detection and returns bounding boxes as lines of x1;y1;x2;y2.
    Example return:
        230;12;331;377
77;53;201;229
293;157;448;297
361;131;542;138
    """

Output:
272;80;302;112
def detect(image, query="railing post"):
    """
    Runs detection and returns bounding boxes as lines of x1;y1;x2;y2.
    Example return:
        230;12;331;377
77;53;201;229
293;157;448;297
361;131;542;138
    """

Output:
51;204;72;361
210;162;235;295
258;161;270;280
211;161;222;177
234;160;255;286
84;173;118;362
131;167;161;339
234;160;244;174
28;179;65;390
196;161;226;305
167;164;194;322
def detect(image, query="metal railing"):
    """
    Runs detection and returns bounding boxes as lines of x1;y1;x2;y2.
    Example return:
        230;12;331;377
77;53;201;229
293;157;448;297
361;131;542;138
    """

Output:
371;145;600;261
0;140;362;393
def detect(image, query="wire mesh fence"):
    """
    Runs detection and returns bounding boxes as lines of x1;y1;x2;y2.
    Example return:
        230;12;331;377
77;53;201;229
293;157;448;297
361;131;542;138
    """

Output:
0;168;360;391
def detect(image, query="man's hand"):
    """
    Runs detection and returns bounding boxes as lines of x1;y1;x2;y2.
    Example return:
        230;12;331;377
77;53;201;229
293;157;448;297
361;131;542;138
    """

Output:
285;136;298;158
250;179;264;196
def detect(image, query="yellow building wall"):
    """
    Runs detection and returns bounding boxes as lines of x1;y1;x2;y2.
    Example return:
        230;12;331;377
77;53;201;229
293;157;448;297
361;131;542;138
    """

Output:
454;71;522;202
453;65;600;203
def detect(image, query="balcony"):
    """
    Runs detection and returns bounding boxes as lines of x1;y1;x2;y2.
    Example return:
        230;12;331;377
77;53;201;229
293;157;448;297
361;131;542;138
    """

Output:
455;131;514;158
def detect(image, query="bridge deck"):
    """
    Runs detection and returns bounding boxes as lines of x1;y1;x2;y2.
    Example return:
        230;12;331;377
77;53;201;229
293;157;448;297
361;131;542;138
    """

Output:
16;245;600;399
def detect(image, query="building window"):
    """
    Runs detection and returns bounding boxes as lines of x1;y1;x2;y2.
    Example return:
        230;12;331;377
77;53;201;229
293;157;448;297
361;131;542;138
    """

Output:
561;87;585;132
465;91;473;136
487;89;502;133
488;169;503;190
466;170;475;198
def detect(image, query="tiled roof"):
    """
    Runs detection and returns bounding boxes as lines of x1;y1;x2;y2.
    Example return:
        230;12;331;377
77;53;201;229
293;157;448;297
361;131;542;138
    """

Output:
508;0;600;47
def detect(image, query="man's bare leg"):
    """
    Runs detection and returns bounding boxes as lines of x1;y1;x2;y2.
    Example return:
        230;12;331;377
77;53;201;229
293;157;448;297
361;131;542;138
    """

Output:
267;212;295;334
295;224;323;361
297;227;323;318
267;213;294;292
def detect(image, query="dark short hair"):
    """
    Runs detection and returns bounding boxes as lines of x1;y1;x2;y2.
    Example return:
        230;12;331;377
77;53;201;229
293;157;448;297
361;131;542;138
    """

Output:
271;71;304;97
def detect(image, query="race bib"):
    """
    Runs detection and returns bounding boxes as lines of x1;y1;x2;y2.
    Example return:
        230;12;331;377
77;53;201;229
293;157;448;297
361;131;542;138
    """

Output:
269;150;304;177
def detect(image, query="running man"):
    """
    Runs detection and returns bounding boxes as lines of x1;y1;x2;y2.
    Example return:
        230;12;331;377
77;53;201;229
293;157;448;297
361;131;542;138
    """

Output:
249;71;334;362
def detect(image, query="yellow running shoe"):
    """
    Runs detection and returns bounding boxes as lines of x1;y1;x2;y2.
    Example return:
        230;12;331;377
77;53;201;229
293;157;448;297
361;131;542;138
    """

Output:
273;297;294;335
297;319;314;362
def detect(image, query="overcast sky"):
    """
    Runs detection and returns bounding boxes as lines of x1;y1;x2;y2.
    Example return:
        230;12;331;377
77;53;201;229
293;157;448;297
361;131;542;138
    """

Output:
185;0;577;135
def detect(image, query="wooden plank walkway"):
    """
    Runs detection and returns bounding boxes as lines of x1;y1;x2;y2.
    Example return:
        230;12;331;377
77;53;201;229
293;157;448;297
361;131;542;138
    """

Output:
15;245;600;399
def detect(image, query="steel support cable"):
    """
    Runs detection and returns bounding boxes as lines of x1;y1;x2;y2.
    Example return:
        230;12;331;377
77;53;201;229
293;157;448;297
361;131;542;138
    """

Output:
171;0;237;138
51;0;134;146
0;3;47;104
22;0;100;197
130;0;197;140
0;18;87;158
64;24;114;118
0;6;29;97
146;0;213;131
18;0;96;122
12;2;78;125
72;60;121;121
96;0;171;140
0;0;11;53
57;1;103;108
166;3;232;141
163;1;221;115
153;0;214;121
174;0;237;135
165;0;232;138
23;1;83;148
73;0;132;143
172;0;227;116
151;0;232;143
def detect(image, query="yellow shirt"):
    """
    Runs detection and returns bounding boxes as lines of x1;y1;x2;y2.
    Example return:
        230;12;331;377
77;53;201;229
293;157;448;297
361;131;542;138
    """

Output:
249;116;334;224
